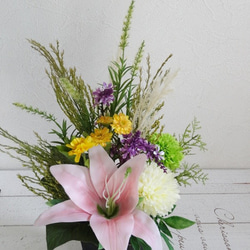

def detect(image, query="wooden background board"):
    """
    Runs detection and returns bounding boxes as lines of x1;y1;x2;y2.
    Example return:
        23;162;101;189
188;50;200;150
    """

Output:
0;168;249;250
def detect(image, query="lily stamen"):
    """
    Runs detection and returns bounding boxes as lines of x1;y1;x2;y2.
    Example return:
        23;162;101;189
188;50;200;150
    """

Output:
102;167;132;215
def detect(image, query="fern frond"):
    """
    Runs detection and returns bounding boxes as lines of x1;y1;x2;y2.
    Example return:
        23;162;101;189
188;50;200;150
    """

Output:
175;162;208;186
179;117;207;155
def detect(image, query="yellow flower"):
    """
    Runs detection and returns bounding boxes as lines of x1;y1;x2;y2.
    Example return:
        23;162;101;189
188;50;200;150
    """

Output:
66;136;96;163
97;116;113;125
111;113;132;135
90;127;112;147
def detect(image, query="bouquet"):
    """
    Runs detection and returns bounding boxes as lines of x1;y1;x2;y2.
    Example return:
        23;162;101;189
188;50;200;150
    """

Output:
0;1;207;250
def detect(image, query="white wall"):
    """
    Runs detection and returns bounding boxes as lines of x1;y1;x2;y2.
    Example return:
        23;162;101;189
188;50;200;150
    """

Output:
1;0;249;169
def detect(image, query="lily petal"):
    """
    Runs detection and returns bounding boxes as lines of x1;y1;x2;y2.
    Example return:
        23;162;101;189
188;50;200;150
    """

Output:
50;164;99;214
90;214;134;250
89;146;117;197
132;209;162;250
34;200;90;226
108;154;147;215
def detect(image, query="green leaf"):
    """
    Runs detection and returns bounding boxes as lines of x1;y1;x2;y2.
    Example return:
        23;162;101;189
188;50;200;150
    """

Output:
137;239;151;250
46;222;98;250
49;146;75;164
159;220;172;238
137;196;144;207
46;199;64;207
129;236;140;250
160;232;174;250
98;243;104;249
129;235;151;250
163;216;195;230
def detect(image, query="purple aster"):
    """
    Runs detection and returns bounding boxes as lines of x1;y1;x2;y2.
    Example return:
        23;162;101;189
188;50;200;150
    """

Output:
120;131;146;161
119;131;166;171
93;82;114;106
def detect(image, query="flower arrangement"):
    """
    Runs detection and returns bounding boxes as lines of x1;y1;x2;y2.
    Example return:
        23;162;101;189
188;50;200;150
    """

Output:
0;1;208;250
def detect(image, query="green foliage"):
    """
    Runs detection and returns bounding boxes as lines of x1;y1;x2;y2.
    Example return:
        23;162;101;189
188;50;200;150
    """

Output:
0;127;69;200
13;102;74;145
126;41;145;115
28;39;95;135
174;117;208;185
119;0;135;55
154;215;195;250
154;216;174;250
163;216;195;229
129;235;151;250
59;78;82;101
49;119;74;145
46;199;65;207
108;58;134;116
160;232;174;250
159;219;172;237
98;243;104;249
175;162;208;186
108;1;144;118
131;40;145;78
151;54;173;85
46;222;98;250
13;103;57;123
178;117;207;156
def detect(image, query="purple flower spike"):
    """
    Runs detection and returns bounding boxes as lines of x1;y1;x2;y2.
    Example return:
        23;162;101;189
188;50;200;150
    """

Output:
120;131;145;160
119;131;166;171
93;82;114;107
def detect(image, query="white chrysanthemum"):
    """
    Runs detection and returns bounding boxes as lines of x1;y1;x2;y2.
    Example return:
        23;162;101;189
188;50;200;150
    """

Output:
138;162;180;217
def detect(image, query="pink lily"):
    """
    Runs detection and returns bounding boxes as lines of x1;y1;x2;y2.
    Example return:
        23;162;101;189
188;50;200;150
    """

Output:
35;145;162;250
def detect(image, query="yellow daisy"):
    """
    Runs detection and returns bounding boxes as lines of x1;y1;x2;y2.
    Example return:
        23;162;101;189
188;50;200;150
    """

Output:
90;127;112;147
111;113;132;135
97;116;113;125
66;136;96;163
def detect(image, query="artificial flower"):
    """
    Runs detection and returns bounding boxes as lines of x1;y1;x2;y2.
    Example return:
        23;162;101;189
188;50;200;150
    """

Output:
66;136;96;163
111;113;132;135
90;127;112;147
93;82;114;106
118;131;165;169
138;162;180;217
150;133;184;171
34;146;162;250
97;115;113;125
0;2;207;249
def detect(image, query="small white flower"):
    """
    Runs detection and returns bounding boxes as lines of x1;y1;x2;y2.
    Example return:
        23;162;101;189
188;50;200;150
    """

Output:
138;162;180;217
